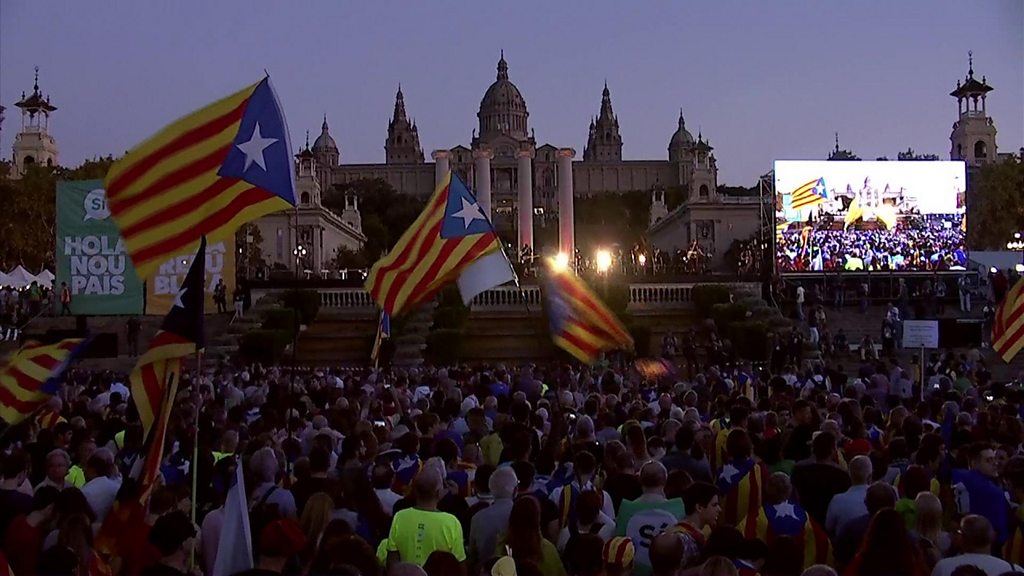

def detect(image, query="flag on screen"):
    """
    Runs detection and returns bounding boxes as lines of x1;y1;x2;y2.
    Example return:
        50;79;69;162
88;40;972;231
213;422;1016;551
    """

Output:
213;458;254;576
130;237;206;438
0;338;86;425
540;261;633;364
790;177;827;210
365;171;515;316
844;197;863;230
717;457;767;528
775;221;790;238
799;226;813;258
993;280;1024;362
370;309;391;367
739;501;833;569
105;77;296;279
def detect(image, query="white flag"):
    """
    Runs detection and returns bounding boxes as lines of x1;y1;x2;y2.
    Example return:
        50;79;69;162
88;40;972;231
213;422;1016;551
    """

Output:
213;459;254;576
458;250;516;305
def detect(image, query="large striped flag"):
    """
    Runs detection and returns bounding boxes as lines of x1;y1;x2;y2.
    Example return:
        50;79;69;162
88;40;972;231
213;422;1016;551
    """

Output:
105;77;296;279
365;171;515;316
540;260;634;364
0;338;86;425
739;501;833;569
790;177;828;210
993;280;1024;362
130;237;206;438
716;458;767;528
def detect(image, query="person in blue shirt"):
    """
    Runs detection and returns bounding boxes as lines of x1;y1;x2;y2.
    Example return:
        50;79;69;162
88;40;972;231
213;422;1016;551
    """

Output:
953;443;1009;546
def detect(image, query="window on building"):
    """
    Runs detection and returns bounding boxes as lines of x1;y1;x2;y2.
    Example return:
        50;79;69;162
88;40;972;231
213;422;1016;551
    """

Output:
699;184;709;198
957;143;963;158
276;228;284;259
23;156;35;169
301;192;310;205
974;140;987;159
46;158;53;167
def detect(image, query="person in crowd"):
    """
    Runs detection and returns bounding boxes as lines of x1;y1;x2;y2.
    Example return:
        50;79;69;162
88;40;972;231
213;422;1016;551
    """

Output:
140;510;198;576
386;467;465;568
845;508;927;576
670;481;721;568
494;496;565;576
931;515;1023;576
825;455;872;538
2;485;58;576
792;432;851;528
468;466;518;575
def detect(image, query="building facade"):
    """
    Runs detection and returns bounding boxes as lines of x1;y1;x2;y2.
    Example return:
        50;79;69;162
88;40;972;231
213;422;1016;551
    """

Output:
308;53;723;257
10;67;59;178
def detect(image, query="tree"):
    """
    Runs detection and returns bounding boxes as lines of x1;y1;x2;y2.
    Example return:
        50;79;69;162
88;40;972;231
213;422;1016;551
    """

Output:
897;148;940;161
0;156;116;272
235;223;267;276
968;157;1024;250
333;246;369;269
323;178;426;261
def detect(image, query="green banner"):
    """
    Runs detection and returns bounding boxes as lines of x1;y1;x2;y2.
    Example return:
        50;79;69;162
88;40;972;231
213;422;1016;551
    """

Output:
55;180;144;315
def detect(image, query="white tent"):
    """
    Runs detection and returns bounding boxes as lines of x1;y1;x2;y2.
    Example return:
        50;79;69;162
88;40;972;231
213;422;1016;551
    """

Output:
5;266;38;289
0;271;9;287
35;269;55;288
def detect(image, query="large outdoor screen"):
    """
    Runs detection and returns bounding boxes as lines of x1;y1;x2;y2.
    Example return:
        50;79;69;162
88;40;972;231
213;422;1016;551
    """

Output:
774;160;967;273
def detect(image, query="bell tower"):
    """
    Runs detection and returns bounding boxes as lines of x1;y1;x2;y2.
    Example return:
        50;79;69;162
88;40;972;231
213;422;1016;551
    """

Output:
950;52;997;167
385;84;424;164
583;81;623;162
12;67;59;178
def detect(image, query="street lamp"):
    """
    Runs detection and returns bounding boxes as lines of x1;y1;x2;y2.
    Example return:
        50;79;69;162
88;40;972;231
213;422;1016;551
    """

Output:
595;249;612;274
637;253;647;267
552;252;570;272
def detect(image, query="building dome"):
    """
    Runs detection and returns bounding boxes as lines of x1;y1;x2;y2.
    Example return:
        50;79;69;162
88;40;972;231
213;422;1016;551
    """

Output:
477;52;529;141
669;111;694;148
312;117;338;153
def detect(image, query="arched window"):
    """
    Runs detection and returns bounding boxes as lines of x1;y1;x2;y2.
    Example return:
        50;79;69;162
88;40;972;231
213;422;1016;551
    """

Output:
699;184;709;198
974;140;987;159
301;192;310;205
46;158;53;167
23;156;35;169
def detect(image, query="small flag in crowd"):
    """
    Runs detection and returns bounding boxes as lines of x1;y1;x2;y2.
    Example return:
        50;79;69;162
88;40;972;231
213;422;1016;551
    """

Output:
993;280;1024;362
105;76;296;279
540;260;633;364
0;338;86;425
130;237;206;438
365;171;515;316
844;197;863;230
213;458;254;576
370;310;391;367
739;501;833;569
790;177;828;210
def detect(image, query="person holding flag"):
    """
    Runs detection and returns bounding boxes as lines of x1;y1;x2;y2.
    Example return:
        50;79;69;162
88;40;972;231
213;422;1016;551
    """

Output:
370;310;391;367
95;238;206;573
716;428;768;528
738;472;833;570
0;337;87;426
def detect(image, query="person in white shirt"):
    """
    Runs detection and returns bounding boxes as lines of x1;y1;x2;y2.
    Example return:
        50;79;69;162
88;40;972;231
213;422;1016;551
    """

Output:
249;446;297;519
35;449;71;492
825;455;872;538
372;463;402;517
931;515;1022;576
80;448;122;524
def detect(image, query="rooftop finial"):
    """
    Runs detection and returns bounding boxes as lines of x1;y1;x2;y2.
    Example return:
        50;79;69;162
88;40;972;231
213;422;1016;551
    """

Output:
497;50;508;80
305;130;310;149
397;82;403;98
678;108;685;128
322;114;328;132
968;50;974;78
33;66;39;93
835;132;840;153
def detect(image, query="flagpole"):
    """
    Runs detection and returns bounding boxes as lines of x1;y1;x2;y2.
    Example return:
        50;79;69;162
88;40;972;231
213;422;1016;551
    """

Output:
190;347;203;570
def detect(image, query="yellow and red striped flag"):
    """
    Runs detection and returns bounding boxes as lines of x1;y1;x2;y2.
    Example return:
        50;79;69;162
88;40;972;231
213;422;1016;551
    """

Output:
130;238;206;438
105;77;296;279
993;280;1024;362
717;457;767;528
0;338;85;425
539;260;633;364
790;177;827;210
366;171;514;316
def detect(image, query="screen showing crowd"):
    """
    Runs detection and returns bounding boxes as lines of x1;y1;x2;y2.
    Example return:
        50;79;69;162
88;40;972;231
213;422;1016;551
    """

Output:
774;160;968;273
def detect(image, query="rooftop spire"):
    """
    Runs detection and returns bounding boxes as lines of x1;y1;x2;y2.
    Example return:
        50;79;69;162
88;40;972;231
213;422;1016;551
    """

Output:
321;114;328;132
393;84;408;122
968;50;974;79
835;132;840;153
497;50;509;81
678;108;685;128
305;130;310;149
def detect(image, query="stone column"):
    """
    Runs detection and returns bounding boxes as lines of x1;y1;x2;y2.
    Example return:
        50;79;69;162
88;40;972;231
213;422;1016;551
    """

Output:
557;148;576;263
432;149;450;188
473;148;493;218
517;149;534;254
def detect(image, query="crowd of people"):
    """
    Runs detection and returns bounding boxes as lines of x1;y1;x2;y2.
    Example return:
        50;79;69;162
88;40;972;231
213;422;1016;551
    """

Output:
0;326;1023;576
0;281;56;341
776;218;968;273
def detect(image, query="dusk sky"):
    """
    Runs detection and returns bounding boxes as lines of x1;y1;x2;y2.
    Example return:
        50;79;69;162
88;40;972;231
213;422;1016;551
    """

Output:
1;1;1021;186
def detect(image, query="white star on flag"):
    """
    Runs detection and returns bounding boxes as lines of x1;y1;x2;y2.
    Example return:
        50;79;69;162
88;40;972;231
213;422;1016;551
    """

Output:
719;463;740;484
236;122;278;172
451;197;485;228
172;286;187;309
773;501;798;519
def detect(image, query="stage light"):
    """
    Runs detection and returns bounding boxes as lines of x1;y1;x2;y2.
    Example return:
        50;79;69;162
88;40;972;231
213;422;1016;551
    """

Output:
990;266;998;273
552;252;570;271
1016;264;1024;273
595;249;612;273
638;253;647;266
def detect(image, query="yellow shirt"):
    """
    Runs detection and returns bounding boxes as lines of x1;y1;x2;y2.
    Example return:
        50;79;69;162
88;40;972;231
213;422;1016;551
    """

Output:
386;507;465;566
65;465;85;489
495;533;566;576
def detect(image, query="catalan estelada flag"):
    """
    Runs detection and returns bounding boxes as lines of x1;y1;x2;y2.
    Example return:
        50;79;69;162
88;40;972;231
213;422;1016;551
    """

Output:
993;280;1024;362
716;457;767;528
540;261;633;364
105;77;296;279
790;177;827;210
370;309;391;367
0;338;86;425
366;171;515;316
844;197;863;230
130;237;206;438
739;501;833;569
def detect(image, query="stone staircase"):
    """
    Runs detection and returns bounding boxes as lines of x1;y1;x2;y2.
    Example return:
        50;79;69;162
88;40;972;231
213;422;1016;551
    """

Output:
293;309;377;367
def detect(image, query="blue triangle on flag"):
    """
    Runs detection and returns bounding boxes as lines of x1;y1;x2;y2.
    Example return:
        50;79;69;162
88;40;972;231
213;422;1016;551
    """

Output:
440;173;494;240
